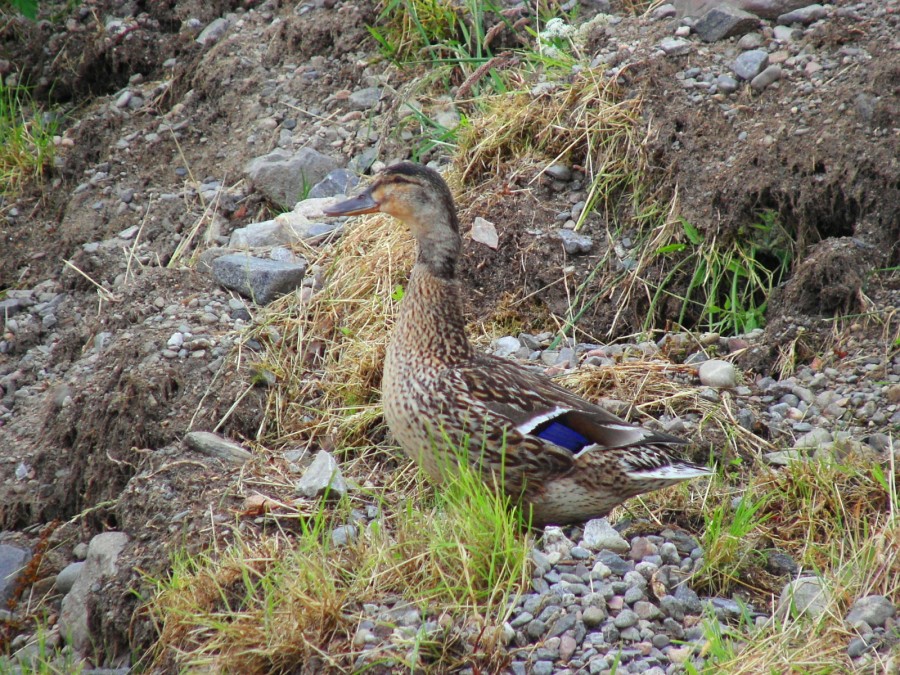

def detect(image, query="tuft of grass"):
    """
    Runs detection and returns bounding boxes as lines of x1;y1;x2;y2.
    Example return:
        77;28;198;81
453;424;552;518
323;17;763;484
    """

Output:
146;458;531;673
0;79;57;199
643;213;794;336
696;487;771;595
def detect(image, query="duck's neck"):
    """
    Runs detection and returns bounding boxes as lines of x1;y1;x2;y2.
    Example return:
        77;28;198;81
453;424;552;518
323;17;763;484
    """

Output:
392;262;473;363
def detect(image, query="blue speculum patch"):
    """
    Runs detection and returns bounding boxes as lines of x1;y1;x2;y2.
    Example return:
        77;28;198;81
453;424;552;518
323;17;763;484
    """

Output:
535;420;590;453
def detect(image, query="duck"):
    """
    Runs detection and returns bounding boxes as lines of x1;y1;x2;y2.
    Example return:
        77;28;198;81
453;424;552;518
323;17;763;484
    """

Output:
324;162;712;525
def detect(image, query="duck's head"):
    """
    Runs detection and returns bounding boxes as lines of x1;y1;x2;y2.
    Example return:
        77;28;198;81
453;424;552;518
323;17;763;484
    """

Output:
324;162;461;278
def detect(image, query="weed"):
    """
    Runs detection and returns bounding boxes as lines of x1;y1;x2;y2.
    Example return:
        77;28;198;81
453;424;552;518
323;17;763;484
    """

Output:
696;487;771;594
0;79;57;199
644;212;794;336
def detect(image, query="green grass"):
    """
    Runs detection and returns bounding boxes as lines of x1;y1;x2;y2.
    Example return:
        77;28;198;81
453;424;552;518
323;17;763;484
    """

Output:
696;486;771;594
0;79;57;199
1;0;38;19
0;622;84;675
644;212;794;336
146;451;532;673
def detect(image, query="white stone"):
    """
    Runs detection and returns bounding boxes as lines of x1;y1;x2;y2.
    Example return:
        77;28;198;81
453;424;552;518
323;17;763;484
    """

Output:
582;518;630;553
698;359;737;388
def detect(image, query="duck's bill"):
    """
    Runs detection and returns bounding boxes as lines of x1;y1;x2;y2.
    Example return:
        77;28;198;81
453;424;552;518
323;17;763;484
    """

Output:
323;190;379;216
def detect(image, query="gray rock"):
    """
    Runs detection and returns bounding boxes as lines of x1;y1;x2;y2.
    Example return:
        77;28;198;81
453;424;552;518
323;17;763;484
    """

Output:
595;551;633;575
54;561;85;594
773;24;798;41
694;5;759;42
716;74;740;93
845;595;896;629
793;427;832;448
652;3;677;19
676;0;813;20
556;229;593;255
613;608;639;628
331;525;359;547
766;551;799;576
0;544;31;604
583;605;607;627
296;450;347;499
764;450;806;465
733;49;769;80
492;336;522;358
184;431;253;464
245;148;340;208
737;32;764;49
347;87;383;111
546;164;572;181
582;518;629;553
777;576;831;619
778;4;827;25
846;636;870;659
308;169;359;199
698;359;737;388
59;532;129;652
659;37;692;56
751;65;782;91
211;254;308;305
196;17;231;46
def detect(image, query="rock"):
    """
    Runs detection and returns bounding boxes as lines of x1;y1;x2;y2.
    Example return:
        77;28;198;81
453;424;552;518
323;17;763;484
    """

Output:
196;17;231;46
582;518;630;554
773;24;798;41
296;450;347;499
698;359;737;388
659;37;692;56
347;87;383;111
733;49;769;80
613;608;639;628
676;1;814;20
793;427;832;448
54;561;85;594
184;431;253;464
652;3;677;19
777;576;831;619
59;532;129;653
331;525;358;547
751;65;782;91
737;32;764;49
694;5;759;42
272;212;344;245
546;163;572;181
583;605;607;627
845;595;896;629
716;74;740;93
778;4;827;25
245;148;341;208
0;544;31;604
211;254;308;305
766;551;799;576
556;229;593;255
308;169;359;199
470;217;499;249
492;336;522;358
764;450;806;465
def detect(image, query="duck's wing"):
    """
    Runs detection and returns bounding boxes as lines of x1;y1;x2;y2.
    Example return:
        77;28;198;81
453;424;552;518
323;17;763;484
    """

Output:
443;353;709;483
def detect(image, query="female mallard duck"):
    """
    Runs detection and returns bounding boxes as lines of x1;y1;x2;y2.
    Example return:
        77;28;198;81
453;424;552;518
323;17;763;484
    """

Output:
324;162;711;525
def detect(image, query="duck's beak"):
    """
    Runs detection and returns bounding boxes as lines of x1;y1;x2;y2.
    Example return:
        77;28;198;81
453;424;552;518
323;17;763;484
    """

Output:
323;188;379;216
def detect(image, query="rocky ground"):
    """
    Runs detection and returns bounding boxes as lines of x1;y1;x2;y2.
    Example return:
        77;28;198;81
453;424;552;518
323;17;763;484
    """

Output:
0;0;898;672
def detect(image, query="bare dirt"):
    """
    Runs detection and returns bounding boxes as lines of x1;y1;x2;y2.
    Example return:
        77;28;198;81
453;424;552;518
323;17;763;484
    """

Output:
0;0;898;668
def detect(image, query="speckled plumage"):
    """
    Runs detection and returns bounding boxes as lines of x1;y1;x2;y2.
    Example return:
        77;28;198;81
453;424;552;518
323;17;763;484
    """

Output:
325;162;712;525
